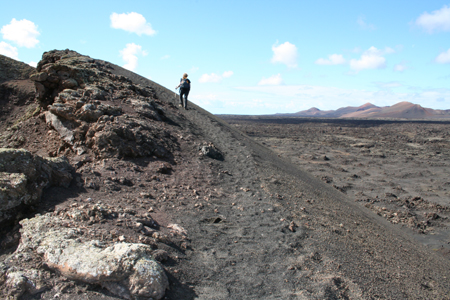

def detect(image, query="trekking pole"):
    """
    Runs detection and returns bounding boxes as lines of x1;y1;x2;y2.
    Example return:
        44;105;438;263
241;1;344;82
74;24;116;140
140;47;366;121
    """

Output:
174;87;178;106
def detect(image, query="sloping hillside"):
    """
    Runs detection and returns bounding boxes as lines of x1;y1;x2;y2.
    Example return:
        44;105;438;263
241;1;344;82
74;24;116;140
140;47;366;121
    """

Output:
370;101;434;119
1;50;450;299
0;54;35;84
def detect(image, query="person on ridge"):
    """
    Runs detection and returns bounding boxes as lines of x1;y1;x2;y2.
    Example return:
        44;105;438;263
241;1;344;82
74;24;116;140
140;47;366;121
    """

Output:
176;73;191;109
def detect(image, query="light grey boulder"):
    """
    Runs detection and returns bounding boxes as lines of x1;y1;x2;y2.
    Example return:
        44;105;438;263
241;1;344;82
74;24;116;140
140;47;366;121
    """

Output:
0;173;29;211
78;103;122;122
5;268;48;298
18;214;168;300
0;149;73;224
44;111;75;145
200;143;224;160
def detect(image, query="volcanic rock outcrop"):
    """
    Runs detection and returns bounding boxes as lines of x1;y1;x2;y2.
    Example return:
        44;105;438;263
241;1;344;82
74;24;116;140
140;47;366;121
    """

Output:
1;50;180;299
30;49;175;159
0;148;72;224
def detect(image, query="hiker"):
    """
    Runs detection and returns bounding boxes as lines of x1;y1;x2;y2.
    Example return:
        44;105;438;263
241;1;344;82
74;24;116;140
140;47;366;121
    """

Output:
175;73;191;109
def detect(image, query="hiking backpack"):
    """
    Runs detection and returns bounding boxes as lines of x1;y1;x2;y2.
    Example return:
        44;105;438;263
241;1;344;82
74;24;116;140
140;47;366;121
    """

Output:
180;78;190;89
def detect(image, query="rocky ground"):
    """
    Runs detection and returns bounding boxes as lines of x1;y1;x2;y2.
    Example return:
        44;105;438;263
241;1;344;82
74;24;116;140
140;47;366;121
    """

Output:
222;116;450;257
0;51;450;299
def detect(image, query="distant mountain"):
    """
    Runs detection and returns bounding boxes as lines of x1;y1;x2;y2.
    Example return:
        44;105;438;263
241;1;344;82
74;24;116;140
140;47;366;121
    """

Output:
277;102;450;119
297;107;334;117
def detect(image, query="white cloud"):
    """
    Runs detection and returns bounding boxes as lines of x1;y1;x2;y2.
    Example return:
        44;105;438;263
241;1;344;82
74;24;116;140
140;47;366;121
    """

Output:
199;73;222;83
271;41;298;68
258;74;284;86
110;12;156;36
315;54;346;65
435;49;450;64
394;63;408;72
28;61;37;67
1;18;39;48
120;43;147;71
357;15;376;30
415;5;450;33
349;46;393;72
222;71;233;78
0;41;18;60
350;55;385;71
199;71;233;83
160;54;170;60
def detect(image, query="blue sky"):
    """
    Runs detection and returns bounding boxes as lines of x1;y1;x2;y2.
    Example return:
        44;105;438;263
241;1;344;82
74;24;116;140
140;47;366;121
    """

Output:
1;1;450;114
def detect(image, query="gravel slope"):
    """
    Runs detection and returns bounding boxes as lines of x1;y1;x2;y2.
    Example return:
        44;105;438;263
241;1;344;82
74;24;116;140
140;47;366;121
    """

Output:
112;66;450;299
1;54;449;299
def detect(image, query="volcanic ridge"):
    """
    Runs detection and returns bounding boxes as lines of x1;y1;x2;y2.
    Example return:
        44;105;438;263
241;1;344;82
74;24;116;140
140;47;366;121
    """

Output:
0;50;450;299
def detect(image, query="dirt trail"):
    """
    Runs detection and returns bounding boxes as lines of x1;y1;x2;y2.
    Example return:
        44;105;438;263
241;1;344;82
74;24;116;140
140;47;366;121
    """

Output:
110;65;450;299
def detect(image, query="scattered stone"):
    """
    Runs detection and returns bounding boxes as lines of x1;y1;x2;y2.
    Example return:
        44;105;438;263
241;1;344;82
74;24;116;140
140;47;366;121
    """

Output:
204;216;225;224
140;192;153;198
167;223;187;237
152;250;169;262
351;143;375;148
289;221;297;232
5;268;48;298
426;212;440;220
156;162;172;174
200;143;224;160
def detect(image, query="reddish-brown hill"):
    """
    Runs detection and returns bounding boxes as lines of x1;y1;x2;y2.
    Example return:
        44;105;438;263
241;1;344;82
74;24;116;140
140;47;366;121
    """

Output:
282;101;450;119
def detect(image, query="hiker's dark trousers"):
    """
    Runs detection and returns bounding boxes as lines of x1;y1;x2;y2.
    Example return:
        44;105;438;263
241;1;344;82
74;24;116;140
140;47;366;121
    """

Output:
180;88;190;108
